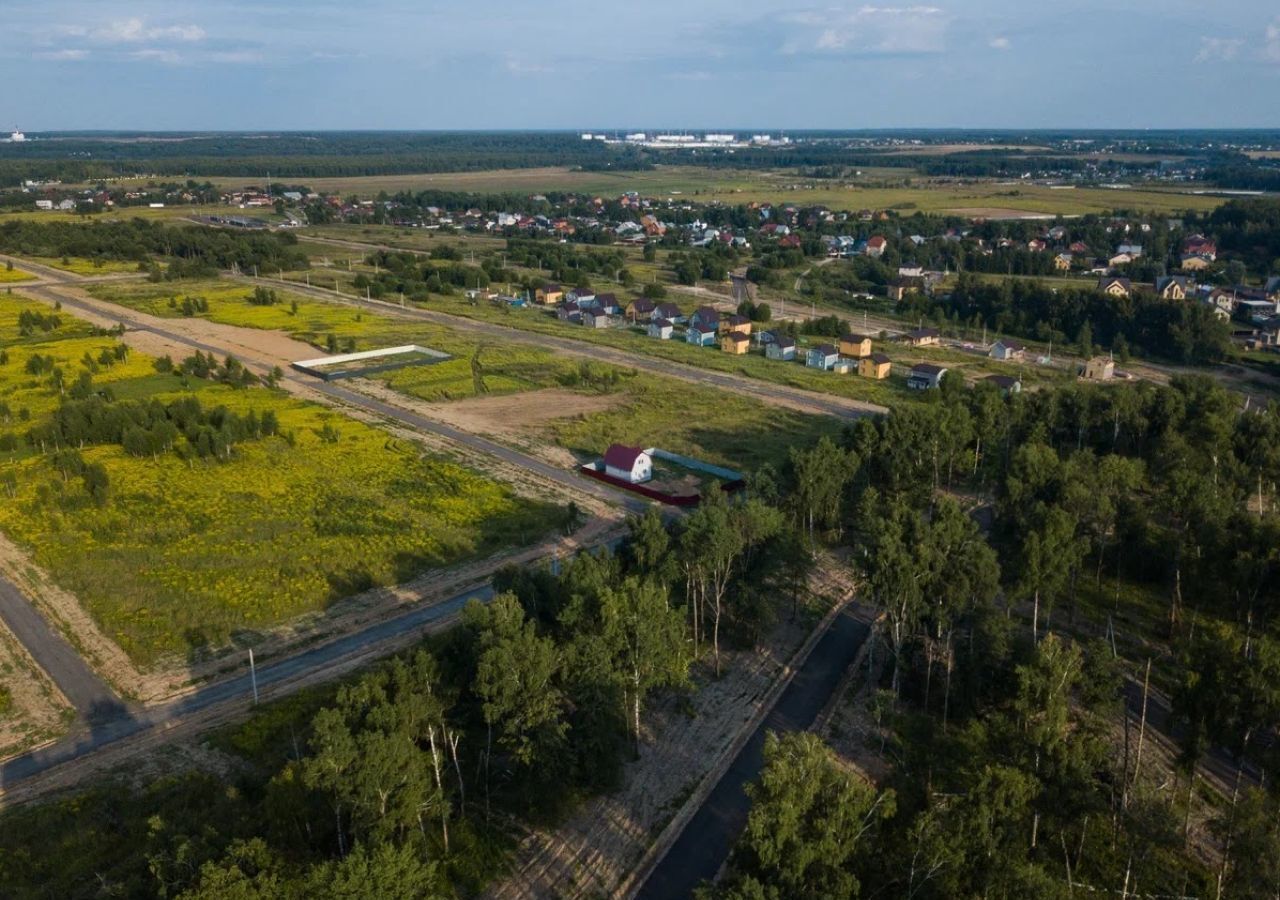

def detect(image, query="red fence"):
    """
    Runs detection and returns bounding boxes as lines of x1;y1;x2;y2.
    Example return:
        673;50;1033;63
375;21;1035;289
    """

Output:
580;465;745;507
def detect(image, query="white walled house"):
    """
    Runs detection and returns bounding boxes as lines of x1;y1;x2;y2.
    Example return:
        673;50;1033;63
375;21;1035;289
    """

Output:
603;445;653;483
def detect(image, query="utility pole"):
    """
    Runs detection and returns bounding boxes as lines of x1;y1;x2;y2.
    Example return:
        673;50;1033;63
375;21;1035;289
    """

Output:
249;649;259;705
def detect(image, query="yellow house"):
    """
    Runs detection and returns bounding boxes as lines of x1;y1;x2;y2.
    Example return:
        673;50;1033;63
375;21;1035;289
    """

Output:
720;333;751;355
1053;253;1073;272
535;283;564;305
839;334;873;358
723;314;753;336
859;352;891;379
1180;254;1211;272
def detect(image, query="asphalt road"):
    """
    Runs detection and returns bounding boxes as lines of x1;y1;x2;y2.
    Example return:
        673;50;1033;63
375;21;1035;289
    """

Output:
636;606;871;899
0;582;494;788
248;275;887;421
0;576;125;722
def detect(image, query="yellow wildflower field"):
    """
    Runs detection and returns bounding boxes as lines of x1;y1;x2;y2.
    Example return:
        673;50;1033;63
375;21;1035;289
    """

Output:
0;297;563;668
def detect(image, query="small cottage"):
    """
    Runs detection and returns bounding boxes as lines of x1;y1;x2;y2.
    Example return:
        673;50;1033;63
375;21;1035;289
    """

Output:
720;333;751;355
603;445;653;483
989;339;1025;361
906;363;947;390
859;353;891;379
806;345;841;370
839;334;873;358
648;318;674;340
766;335;797;361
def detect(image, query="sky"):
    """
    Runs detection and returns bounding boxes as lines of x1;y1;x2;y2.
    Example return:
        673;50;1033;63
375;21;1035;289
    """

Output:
5;0;1280;131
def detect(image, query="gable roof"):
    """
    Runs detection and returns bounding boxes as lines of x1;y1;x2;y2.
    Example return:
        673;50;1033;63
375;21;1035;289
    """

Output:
867;352;891;365
604;444;646;470
811;344;839;356
995;338;1026;351
841;333;872;343
985;374;1020;390
911;363;947;376
908;327;940;339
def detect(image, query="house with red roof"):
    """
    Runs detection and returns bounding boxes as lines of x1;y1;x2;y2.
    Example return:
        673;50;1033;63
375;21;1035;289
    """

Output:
603;445;653;483
865;235;888;258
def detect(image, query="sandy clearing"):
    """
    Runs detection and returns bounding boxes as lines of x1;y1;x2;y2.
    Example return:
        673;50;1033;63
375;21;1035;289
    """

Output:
0;616;73;761
485;556;860;900
418;389;625;438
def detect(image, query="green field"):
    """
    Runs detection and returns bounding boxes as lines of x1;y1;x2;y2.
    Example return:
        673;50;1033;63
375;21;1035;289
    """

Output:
27;256;147;276
81;277;848;470
226;165;1225;216
86;278;588;402
0;296;563;668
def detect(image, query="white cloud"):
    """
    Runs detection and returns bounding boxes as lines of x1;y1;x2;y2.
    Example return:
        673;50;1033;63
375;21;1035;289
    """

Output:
35;48;89;61
130;48;182;64
505;57;554;75
1195;36;1242;63
1265;18;1280;63
989;36;1010;50
798;5;948;56
93;18;205;44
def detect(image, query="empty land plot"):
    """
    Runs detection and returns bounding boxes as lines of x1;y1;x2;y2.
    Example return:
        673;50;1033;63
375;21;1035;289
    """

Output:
0;266;37;284
85;278;593;403
0;297;563;669
0;618;74;760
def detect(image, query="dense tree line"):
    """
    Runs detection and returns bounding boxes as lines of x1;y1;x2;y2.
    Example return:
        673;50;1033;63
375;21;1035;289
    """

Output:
0;220;309;274
898;272;1232;363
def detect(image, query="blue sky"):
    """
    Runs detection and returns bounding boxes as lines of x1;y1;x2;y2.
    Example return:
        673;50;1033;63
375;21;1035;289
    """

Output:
6;1;1280;130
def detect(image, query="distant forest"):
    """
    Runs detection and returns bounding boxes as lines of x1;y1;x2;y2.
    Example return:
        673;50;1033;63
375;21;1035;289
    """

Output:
2;130;1279;186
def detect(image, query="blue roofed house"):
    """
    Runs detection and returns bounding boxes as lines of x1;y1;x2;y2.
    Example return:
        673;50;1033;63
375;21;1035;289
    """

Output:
568;287;597;307
806;344;841;370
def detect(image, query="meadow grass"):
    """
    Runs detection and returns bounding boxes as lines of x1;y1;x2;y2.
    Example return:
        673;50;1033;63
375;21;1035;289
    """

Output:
86;278;590;403
220;166;1225;216
0;267;36;284
28;256;147;276
0;296;562;668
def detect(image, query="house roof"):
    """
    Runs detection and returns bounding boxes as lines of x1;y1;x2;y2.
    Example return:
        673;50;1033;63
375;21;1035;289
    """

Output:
908;327;940;339
911;363;947;376
985;375;1020;390
604;444;647;470
595;293;618;305
773;335;796;349
651;318;674;329
541;282;562;292
812;344;839;356
867;235;887;247
655;302;682;316
723;332;751;344
693;305;720;321
867;352;891;365
841;333;872;343
727;314;750;326
631;298;656;312
995;339;1025;351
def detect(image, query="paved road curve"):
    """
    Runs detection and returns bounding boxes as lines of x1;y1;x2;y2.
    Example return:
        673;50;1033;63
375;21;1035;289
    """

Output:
636;606;871;900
